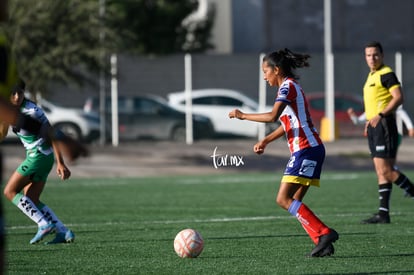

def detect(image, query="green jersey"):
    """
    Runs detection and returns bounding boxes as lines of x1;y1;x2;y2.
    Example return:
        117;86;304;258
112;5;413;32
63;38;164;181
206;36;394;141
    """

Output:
13;98;53;156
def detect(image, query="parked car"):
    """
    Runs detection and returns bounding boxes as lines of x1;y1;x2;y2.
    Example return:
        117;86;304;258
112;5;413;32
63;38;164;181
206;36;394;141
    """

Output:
6;97;100;143
39;98;101;142
306;92;365;137
83;95;214;141
7;98;100;143
167;89;277;138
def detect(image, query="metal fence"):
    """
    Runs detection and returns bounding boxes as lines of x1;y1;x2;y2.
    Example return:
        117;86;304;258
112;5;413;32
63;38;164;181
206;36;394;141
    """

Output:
50;52;414;120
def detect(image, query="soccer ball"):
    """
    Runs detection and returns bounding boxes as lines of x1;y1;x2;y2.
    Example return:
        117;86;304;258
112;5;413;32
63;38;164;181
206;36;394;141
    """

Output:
174;228;204;258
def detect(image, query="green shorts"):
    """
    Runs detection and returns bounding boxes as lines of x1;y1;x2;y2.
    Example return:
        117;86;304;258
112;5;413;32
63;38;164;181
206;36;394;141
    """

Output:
17;150;54;183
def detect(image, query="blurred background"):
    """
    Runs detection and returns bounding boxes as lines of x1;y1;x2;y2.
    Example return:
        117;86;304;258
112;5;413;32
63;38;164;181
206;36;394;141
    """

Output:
3;0;414;144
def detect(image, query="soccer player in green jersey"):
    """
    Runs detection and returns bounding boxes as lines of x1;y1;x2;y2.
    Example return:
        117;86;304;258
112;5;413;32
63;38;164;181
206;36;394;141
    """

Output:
3;83;75;244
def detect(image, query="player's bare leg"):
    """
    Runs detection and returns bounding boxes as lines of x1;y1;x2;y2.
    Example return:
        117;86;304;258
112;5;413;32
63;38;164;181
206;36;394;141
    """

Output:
278;182;338;257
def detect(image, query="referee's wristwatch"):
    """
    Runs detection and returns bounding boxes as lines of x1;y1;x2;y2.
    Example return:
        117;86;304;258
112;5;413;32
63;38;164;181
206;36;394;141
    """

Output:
379;112;385;118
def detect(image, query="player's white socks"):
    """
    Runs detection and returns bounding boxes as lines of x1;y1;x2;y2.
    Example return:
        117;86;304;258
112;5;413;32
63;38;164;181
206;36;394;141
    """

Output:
38;203;68;233
12;193;48;226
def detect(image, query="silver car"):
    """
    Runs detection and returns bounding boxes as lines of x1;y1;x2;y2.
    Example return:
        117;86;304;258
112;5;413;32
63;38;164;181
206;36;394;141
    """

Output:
83;95;214;141
38;98;100;142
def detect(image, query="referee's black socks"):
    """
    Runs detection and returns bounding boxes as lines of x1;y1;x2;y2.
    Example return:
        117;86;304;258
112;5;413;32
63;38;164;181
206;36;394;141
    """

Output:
394;173;414;197
378;183;392;216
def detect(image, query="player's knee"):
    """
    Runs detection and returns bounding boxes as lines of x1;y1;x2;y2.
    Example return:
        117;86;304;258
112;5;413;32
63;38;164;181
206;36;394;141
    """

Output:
275;196;289;210
3;185;17;201
3;188;14;201
377;169;396;182
376;165;395;181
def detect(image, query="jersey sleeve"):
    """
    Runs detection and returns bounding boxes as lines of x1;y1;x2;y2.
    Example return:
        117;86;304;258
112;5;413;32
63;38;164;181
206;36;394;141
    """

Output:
22;100;49;125
397;108;414;130
276;82;293;104
380;72;400;90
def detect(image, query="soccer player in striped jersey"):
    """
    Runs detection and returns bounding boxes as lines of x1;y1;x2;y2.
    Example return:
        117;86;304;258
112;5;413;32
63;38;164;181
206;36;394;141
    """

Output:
229;48;338;257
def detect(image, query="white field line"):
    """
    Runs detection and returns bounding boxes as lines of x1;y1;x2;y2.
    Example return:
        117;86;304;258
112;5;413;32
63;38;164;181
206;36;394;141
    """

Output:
46;173;365;187
5;216;285;230
63;173;364;188
176;173;361;185
5;212;391;231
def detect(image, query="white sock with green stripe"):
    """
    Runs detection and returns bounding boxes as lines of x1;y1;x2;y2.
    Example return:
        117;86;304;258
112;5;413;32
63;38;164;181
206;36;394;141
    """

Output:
12;193;48;226
37;203;68;233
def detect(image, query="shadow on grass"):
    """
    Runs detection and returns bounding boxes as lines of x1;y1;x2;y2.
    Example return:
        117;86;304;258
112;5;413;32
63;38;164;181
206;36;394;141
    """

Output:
206;233;304;240
335;252;414;260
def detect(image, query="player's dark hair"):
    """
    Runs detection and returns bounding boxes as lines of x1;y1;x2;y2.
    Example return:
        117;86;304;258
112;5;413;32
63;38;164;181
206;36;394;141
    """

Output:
11;79;25;94
365;41;383;54
263;48;310;80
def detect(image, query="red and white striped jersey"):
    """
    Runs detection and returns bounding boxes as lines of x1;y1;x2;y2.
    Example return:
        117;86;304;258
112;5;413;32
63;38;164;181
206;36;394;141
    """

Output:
275;78;323;153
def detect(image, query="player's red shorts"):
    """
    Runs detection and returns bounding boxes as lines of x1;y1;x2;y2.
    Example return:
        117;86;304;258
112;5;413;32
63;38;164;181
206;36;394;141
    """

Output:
282;144;325;187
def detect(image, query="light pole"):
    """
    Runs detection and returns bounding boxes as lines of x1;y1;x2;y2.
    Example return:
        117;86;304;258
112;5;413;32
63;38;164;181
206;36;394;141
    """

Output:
99;0;106;145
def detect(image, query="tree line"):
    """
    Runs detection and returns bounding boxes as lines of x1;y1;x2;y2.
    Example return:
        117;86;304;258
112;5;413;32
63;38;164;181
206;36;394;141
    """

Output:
2;0;214;95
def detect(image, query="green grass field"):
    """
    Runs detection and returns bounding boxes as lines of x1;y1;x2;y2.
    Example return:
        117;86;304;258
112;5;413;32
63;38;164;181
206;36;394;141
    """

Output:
4;171;414;274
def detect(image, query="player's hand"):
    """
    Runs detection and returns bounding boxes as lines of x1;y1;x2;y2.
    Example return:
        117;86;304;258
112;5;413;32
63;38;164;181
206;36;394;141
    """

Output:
228;109;244;120
363;121;368;137
347;108;355;116
55;135;89;162
56;164;71;180
369;115;381;128
253;141;266;155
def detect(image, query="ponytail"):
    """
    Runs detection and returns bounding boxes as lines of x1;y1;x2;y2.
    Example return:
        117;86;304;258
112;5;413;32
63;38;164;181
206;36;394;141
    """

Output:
263;48;310;79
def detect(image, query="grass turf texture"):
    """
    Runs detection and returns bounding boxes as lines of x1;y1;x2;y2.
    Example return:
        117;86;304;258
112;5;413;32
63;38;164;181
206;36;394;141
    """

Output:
4;171;414;274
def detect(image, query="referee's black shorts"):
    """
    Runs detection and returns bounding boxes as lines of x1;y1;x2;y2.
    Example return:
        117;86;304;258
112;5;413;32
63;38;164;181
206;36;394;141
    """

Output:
367;114;398;159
